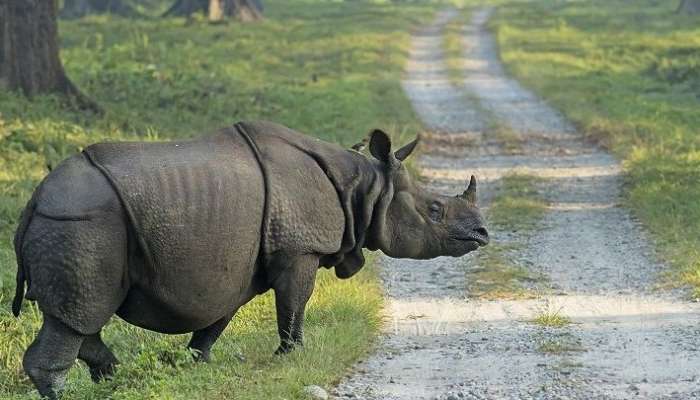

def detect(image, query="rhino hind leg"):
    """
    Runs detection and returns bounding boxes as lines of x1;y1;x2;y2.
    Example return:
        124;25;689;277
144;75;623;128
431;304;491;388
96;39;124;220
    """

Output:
187;311;235;362
78;332;118;382
272;255;319;355
23;314;86;400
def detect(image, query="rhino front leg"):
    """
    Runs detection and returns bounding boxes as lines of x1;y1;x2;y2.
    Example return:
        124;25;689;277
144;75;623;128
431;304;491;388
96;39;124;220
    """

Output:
272;254;319;354
187;311;235;362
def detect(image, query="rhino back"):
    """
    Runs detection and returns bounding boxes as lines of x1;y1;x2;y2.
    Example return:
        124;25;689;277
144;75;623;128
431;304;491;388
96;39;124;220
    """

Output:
84;129;265;330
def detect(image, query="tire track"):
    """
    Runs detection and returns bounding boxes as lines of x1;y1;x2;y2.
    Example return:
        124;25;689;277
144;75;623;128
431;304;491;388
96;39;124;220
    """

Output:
334;8;700;400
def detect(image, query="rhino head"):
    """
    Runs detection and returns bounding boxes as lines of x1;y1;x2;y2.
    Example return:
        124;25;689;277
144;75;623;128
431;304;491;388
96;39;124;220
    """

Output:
365;129;489;260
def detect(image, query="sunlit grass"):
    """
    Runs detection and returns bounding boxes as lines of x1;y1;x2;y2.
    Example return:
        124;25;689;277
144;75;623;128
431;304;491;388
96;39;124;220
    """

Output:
494;0;700;297
531;309;572;328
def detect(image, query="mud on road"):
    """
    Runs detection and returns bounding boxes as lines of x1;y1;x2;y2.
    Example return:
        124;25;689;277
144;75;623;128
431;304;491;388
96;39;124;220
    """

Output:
334;8;700;400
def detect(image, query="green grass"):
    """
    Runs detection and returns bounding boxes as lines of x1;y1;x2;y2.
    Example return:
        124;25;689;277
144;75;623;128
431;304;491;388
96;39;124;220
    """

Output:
466;173;547;299
493;0;700;297
0;1;437;398
531;309;572;328
442;8;471;85
489;173;547;232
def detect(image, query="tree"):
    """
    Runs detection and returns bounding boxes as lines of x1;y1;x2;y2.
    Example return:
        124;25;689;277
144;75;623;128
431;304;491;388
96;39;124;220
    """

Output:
678;0;700;14
229;0;263;22
60;0;136;19
164;0;262;22
0;0;98;111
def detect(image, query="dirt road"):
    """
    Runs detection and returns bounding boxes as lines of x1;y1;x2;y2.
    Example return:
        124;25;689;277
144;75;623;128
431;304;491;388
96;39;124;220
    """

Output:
333;8;700;400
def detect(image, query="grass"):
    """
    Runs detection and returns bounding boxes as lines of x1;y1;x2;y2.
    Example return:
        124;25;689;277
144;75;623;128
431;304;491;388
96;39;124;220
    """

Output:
466;173;548;299
466;244;542;300
536;335;584;355
531;308;572;328
442;8;471;86
493;0;700;297
0;1;437;398
488;173;547;232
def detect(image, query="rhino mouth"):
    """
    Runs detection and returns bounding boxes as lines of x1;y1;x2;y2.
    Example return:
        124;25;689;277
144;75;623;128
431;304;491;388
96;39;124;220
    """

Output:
452;233;489;246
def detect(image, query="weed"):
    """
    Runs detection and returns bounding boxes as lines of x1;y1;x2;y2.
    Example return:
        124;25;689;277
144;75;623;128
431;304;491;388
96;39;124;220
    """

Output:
531;308;572;328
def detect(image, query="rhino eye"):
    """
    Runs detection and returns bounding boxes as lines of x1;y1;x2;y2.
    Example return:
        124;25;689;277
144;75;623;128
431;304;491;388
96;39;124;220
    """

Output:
428;201;443;222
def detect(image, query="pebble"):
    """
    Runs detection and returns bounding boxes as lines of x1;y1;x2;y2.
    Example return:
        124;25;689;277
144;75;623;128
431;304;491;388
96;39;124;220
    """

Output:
303;385;328;400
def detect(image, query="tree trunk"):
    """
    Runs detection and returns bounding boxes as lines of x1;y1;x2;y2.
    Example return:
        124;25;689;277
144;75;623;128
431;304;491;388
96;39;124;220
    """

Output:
163;0;261;21
678;0;700;14
0;0;98;111
228;0;263;22
208;0;224;22
60;0;136;19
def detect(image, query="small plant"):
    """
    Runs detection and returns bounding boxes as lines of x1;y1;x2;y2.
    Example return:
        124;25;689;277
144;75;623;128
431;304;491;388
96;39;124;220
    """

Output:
531;308;572;328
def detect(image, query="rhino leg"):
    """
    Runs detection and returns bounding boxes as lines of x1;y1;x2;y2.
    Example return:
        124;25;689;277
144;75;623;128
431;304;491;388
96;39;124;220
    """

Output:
272;255;319;354
78;332;118;382
187;311;235;362
23;314;85;400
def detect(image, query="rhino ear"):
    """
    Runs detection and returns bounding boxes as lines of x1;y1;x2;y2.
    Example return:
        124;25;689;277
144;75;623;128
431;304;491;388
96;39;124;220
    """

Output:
369;129;392;163
394;137;419;161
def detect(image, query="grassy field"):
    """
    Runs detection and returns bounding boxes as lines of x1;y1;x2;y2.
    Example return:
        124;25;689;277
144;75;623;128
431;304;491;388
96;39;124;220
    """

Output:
0;1;435;398
494;0;700;296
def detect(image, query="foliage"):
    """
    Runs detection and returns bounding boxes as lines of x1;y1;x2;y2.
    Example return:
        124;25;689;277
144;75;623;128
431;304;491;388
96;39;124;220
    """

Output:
494;0;700;297
0;0;436;398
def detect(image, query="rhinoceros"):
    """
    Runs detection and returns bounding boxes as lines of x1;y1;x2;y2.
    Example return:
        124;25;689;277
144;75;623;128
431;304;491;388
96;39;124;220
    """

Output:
12;120;488;399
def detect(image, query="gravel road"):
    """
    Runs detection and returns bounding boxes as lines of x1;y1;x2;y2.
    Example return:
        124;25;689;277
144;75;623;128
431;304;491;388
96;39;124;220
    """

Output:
333;8;700;400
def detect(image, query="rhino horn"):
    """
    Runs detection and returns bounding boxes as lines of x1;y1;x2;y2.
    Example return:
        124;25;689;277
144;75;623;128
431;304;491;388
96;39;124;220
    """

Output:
460;175;477;205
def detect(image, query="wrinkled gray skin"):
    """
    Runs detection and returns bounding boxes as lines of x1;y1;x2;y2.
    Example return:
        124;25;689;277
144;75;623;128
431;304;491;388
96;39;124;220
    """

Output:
12;121;488;399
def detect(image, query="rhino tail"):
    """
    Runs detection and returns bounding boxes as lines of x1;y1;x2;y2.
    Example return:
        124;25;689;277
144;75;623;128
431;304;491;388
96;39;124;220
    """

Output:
12;191;38;317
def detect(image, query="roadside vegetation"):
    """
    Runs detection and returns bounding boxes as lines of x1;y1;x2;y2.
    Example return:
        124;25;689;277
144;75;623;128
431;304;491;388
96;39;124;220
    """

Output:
0;1;435;398
466;173;548;299
493;0;700;297
531;308;572;328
